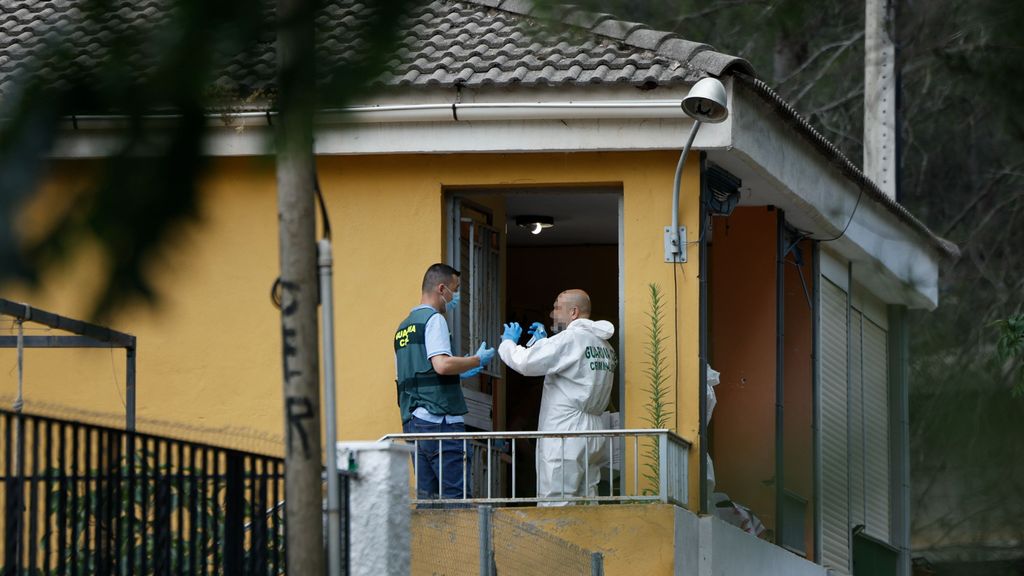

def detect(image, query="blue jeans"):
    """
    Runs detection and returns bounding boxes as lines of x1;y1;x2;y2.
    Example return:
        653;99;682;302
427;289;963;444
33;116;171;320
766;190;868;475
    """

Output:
403;416;470;500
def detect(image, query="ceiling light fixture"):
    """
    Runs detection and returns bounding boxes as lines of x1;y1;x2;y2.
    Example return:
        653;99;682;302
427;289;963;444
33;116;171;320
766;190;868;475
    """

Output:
515;215;555;235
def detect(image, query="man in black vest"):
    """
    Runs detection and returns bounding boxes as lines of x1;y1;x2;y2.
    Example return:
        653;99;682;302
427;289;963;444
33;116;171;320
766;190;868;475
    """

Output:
395;263;494;500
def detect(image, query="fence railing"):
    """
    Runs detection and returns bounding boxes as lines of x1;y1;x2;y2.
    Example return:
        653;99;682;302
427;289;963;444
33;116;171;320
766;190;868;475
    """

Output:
0;409;350;575
380;429;690;507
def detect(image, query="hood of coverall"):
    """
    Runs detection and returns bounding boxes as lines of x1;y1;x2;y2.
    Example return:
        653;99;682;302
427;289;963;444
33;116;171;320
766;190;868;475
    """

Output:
566;318;615;340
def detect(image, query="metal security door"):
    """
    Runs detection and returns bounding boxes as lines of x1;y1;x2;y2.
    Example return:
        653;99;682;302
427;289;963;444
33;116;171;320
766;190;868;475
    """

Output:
448;197;501;432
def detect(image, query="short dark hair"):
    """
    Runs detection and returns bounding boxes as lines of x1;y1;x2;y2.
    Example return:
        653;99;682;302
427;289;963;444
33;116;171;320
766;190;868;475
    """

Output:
421;263;460;293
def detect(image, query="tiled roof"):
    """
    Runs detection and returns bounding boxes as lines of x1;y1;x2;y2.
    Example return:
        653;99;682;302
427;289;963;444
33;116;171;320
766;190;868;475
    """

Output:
369;0;753;89
0;0;753;102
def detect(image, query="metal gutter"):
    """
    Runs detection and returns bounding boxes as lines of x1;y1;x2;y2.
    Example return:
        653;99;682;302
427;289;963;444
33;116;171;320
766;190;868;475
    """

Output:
59;100;695;131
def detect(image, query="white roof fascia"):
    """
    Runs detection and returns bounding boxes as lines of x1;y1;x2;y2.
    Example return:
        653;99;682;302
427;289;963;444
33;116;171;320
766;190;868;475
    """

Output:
727;79;940;310
48;85;734;157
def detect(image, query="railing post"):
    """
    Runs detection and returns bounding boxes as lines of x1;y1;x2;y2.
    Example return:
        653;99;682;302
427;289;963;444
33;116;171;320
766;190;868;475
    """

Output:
126;343;136;431
591;551;605;576
478;505;494;576
681;437;690;506
339;470;352;576
340;441;413;576
659;432;668;503
4;414;20;573
224;451;245;576
154;470;172;576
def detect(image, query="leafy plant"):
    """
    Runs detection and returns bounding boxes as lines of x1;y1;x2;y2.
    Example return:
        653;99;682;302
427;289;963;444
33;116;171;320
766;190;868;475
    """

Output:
641;283;673;494
994;313;1024;397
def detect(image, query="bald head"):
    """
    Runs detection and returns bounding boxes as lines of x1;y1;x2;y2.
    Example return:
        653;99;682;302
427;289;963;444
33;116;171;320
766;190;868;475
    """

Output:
550;289;591;333
559;289;591;317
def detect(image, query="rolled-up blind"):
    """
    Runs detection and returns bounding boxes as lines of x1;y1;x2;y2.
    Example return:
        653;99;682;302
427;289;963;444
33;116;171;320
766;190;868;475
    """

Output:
821;278;851;574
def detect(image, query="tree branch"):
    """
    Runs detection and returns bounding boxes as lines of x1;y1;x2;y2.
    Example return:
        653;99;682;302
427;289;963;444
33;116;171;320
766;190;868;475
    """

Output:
789;37;858;107
939;166;1023;237
777;30;864;87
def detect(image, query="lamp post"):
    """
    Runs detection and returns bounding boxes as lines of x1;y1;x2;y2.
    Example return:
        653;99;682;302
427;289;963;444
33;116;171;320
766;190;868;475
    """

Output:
666;77;730;262
668;77;730;518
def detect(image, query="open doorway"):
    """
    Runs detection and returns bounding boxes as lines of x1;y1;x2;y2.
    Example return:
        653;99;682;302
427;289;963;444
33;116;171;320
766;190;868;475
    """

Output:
447;187;622;498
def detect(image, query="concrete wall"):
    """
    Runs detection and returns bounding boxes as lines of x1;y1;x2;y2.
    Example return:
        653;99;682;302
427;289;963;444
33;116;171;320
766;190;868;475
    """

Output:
412;505;678;576
705;514;826;576
409;504;828;576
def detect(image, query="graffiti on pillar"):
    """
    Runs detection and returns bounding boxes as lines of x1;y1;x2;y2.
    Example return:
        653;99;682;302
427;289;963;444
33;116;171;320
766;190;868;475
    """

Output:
279;280;302;383
286;396;315;459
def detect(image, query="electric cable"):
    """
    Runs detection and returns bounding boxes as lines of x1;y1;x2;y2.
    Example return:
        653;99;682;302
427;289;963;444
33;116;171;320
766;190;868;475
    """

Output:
270;165;333;310
314;167;332;241
673;255;680;433
786;257;814;311
814;188;864;242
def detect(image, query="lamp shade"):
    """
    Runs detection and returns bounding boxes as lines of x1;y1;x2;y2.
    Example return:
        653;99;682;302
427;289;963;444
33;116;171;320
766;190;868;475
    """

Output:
681;77;729;124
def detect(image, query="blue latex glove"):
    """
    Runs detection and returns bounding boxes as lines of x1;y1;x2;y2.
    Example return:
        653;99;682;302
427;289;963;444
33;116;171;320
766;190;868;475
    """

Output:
460;365;482;379
475;341;495;366
527;322;547;342
501;322;523;343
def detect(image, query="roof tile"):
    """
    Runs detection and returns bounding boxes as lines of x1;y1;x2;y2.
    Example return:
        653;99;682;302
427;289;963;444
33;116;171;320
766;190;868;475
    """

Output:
590;18;645;41
657;38;710;63
0;0;752;100
497;0;533;17
625;28;674;51
689;50;754;76
561;10;612;30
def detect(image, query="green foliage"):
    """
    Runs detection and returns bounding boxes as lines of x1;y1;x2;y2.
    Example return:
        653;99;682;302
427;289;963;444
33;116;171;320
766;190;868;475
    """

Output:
994;314;1024;397
641;283;673;493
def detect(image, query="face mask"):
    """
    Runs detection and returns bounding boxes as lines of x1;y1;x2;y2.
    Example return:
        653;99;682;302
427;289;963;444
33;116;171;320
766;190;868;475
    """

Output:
443;287;461;312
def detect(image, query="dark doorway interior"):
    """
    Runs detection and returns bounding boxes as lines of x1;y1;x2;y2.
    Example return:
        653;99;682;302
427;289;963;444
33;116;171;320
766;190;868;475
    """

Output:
502;190;620;498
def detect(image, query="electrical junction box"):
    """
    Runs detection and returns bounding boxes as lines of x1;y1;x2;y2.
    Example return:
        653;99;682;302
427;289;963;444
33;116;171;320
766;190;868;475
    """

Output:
664;226;687;263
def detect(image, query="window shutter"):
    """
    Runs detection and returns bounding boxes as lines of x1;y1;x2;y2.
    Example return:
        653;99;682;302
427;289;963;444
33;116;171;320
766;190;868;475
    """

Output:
850;310;866;531
820;278;851;574
862;318;890;542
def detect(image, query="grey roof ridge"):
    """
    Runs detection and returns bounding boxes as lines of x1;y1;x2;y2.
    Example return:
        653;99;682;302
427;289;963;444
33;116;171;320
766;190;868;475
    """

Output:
457;0;755;78
734;73;959;260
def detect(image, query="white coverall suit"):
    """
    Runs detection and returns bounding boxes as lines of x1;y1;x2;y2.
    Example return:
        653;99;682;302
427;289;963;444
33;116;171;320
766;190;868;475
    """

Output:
498;318;616;505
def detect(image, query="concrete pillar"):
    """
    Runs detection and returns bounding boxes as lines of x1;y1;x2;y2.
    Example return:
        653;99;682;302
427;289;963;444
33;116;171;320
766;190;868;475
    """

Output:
339;441;414;576
864;0;897;198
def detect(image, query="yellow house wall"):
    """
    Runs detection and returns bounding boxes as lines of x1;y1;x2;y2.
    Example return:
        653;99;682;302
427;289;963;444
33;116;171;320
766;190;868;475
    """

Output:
411;504;680;576
1;151;702;503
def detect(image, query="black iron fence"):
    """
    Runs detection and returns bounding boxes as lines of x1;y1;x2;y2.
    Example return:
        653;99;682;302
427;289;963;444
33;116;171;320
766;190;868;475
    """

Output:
1;409;349;575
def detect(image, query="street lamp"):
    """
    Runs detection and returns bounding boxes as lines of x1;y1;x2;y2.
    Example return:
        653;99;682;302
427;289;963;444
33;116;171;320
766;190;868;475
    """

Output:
666;77;729;262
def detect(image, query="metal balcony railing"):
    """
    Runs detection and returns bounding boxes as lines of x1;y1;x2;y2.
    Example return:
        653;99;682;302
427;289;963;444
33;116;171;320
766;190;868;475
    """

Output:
379;429;690;507
1;409;352;576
